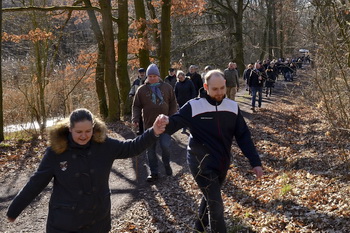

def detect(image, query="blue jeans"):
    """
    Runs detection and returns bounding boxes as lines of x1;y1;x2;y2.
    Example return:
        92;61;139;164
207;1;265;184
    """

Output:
146;133;171;175
189;163;228;233
251;86;263;108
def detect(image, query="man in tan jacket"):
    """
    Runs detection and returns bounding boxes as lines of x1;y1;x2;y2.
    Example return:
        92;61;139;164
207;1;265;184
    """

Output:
224;62;240;100
132;64;178;182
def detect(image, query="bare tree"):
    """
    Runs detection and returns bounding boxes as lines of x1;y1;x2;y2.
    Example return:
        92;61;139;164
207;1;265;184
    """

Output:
99;0;120;121
309;0;350;132
159;0;172;78
134;0;150;69
206;0;249;74
83;0;108;119
117;0;131;116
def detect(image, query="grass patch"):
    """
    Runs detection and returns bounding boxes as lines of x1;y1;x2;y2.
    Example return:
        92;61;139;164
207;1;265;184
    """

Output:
228;216;255;233
280;184;293;196
4;129;39;142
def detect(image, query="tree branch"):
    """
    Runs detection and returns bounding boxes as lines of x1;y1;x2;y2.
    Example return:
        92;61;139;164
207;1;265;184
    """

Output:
2;6;101;13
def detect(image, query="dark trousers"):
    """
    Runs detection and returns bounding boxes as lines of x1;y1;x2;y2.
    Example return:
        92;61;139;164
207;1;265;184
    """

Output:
189;164;228;233
138;116;144;134
251;86;263;108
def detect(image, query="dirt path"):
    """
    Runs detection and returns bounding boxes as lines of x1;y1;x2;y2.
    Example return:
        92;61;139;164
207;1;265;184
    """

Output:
0;72;294;233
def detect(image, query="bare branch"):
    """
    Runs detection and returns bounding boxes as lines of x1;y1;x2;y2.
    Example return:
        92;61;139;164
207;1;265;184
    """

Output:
2;6;101;13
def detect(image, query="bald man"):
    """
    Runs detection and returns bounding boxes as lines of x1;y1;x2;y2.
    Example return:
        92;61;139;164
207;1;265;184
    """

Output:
164;70;263;233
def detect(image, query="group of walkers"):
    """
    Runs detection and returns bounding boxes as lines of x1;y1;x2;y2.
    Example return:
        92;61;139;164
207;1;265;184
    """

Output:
7;61;275;233
129;63;263;233
243;58;303;112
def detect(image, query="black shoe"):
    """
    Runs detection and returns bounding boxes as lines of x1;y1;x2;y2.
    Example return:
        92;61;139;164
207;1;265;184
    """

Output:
146;174;158;182
165;165;173;176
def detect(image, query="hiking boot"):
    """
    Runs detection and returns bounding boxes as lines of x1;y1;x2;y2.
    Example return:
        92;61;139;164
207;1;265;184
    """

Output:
165;165;173;176
146;174;158;182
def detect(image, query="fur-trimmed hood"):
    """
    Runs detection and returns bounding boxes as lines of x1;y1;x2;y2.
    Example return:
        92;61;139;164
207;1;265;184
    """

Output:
48;118;107;154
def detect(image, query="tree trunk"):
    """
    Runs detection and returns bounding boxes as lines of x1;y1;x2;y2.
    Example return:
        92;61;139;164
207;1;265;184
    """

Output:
159;0;171;78
134;0;150;69
31;10;47;134
226;16;235;61
83;0;108;119
233;0;246;76
271;0;278;58
278;0;284;58
146;0;161;60
99;0;120;121
279;20;284;59
259;19;267;61
0;0;4;141
117;0;131;116
266;0;273;59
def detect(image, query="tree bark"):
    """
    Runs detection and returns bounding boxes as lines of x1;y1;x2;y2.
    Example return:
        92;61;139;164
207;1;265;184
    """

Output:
233;0;245;75
271;0;278;58
159;0;172;78
266;0;273;59
146;0;161;60
134;0;150;69
278;0;284;58
259;18;267;61
117;0;131;116
83;0;108;119
0;0;4;141
99;0;120;121
232;0;248;75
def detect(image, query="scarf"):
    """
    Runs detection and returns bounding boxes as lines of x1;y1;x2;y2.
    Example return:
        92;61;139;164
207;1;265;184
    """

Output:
149;83;164;104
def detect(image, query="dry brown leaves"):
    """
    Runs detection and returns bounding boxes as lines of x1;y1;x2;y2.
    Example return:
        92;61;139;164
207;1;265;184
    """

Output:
1;70;349;232
110;72;350;232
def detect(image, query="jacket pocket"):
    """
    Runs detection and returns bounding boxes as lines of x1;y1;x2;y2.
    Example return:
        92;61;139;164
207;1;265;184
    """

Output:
48;202;77;231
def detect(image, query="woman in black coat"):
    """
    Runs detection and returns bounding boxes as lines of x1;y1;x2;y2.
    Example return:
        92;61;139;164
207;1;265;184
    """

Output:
174;70;196;107
265;61;278;97
6;108;168;233
174;70;196;133
249;63;266;112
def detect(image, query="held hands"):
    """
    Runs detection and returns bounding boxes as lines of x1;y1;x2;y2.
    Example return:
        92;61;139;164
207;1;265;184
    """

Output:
252;166;263;179
152;114;169;136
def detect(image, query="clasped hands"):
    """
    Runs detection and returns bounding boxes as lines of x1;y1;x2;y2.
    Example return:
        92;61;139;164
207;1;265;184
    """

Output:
152;114;169;136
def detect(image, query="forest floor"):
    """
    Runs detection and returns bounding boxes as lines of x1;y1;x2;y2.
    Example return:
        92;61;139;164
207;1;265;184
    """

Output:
0;65;349;233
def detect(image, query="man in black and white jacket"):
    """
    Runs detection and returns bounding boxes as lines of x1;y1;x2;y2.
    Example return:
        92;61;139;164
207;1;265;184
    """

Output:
164;69;263;233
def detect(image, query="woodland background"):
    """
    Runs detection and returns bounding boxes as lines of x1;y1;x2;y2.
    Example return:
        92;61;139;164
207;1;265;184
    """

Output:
0;1;350;232
0;0;348;138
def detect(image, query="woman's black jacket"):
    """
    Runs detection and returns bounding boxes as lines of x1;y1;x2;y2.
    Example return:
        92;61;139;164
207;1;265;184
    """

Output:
7;118;158;233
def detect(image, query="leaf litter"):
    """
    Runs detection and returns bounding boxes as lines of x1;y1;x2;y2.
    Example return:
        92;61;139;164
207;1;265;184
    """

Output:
0;69;349;232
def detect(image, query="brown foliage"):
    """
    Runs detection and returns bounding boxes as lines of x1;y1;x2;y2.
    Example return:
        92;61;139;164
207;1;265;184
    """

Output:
2;29;55;43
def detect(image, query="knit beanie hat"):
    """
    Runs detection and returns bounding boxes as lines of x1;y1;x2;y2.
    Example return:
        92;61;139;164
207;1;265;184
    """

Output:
146;64;160;77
